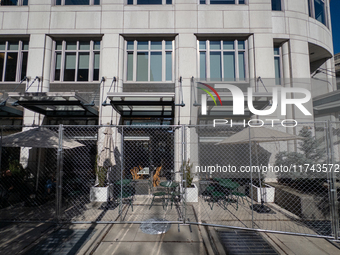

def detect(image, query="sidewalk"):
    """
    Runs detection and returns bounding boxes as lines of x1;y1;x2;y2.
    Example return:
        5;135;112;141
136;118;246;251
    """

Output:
0;222;340;254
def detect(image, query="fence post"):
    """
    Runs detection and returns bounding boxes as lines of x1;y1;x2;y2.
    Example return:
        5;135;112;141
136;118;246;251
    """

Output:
249;126;254;229
182;125;186;224
55;124;64;223
120;126;124;219
0;126;2;171
328;121;339;240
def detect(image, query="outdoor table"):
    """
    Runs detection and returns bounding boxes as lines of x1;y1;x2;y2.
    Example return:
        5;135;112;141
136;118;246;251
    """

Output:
115;179;132;186
219;180;239;190
137;167;149;175
218;180;240;204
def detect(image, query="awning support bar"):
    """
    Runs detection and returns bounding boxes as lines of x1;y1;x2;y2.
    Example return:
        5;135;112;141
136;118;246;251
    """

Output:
0;76;27;106
102;76;117;106
89;77;105;106
25;76;40;92
175;76;185;107
256;76;269;93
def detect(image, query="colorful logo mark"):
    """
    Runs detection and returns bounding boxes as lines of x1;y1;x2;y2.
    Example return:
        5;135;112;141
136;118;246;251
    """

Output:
197;82;223;106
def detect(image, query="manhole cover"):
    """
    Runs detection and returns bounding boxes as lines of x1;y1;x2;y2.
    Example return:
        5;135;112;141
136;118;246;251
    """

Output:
140;218;171;235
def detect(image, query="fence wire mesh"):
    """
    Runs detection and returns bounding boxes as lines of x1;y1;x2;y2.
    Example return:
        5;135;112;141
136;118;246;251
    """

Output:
0;125;59;222
0;123;339;239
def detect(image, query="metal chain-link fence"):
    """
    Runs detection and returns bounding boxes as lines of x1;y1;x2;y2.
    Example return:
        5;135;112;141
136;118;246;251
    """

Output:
0;122;339;240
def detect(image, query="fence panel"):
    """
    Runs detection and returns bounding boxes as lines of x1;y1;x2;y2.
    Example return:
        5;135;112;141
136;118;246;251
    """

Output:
59;125;183;224
329;122;340;239
1;122;339;240
186;122;335;238
0;125;58;222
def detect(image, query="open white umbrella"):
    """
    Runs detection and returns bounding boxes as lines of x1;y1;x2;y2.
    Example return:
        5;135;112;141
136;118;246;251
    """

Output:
217;127;302;145
0;127;84;191
96;127;116;186
217;126;303;213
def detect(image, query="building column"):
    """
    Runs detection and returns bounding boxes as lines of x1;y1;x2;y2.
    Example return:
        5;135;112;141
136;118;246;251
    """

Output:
23;34;47;126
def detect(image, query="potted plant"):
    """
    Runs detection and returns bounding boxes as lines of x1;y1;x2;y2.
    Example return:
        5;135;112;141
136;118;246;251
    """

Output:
90;156;109;202
182;159;198;202
250;183;275;203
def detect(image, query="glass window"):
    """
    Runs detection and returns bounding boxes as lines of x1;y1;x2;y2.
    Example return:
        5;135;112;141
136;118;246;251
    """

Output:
125;40;174;82
55;0;99;5
271;0;281;11
1;0;28;6
200;0;245;5
199;39;246;81
211;0;235;4
128;0;172;4
308;0;327;26
53;40;100;82
314;0;325;25
274;47;281;85
138;0;162;4
0;40;29;82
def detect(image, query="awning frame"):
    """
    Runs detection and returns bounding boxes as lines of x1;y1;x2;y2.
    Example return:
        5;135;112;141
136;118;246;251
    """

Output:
8;92;99;118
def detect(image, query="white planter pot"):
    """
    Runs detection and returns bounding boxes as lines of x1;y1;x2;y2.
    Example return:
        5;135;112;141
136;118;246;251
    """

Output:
90;186;108;202
185;183;198;203
250;184;275;203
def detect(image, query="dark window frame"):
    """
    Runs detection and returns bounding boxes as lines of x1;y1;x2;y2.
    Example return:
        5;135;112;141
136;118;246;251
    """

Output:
0;0;28;6
198;39;248;82
308;0;328;27
271;0;282;11
125;39;174;83
55;0;99;6
199;0;246;5
127;0;172;5
0;40;29;82
51;40;100;82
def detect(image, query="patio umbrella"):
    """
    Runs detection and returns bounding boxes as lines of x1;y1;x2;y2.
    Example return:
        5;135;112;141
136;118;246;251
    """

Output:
96;126;116;186
1;127;84;149
217;126;303;213
0;127;84;191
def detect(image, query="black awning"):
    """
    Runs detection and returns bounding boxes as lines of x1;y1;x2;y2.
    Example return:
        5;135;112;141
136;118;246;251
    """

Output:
0;104;23;117
313;90;340;115
8;92;98;117
106;92;175;118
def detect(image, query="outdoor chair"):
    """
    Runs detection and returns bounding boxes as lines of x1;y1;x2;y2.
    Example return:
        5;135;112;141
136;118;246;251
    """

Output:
231;190;249;210
117;185;135;211
228;183;250;210
130;167;143;180
202;185;215;202
148;179;166;210
208;191;228;210
169;186;185;209
152;166;162;187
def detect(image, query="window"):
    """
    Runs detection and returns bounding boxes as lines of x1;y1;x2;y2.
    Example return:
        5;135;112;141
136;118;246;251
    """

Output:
0;40;28;82
0;0;28;5
126;40;173;82
199;0;245;4
199;39;247;81
308;0;327;26
274;47;282;85
271;0;281;11
127;0;172;5
55;0;99;5
52;40;100;82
